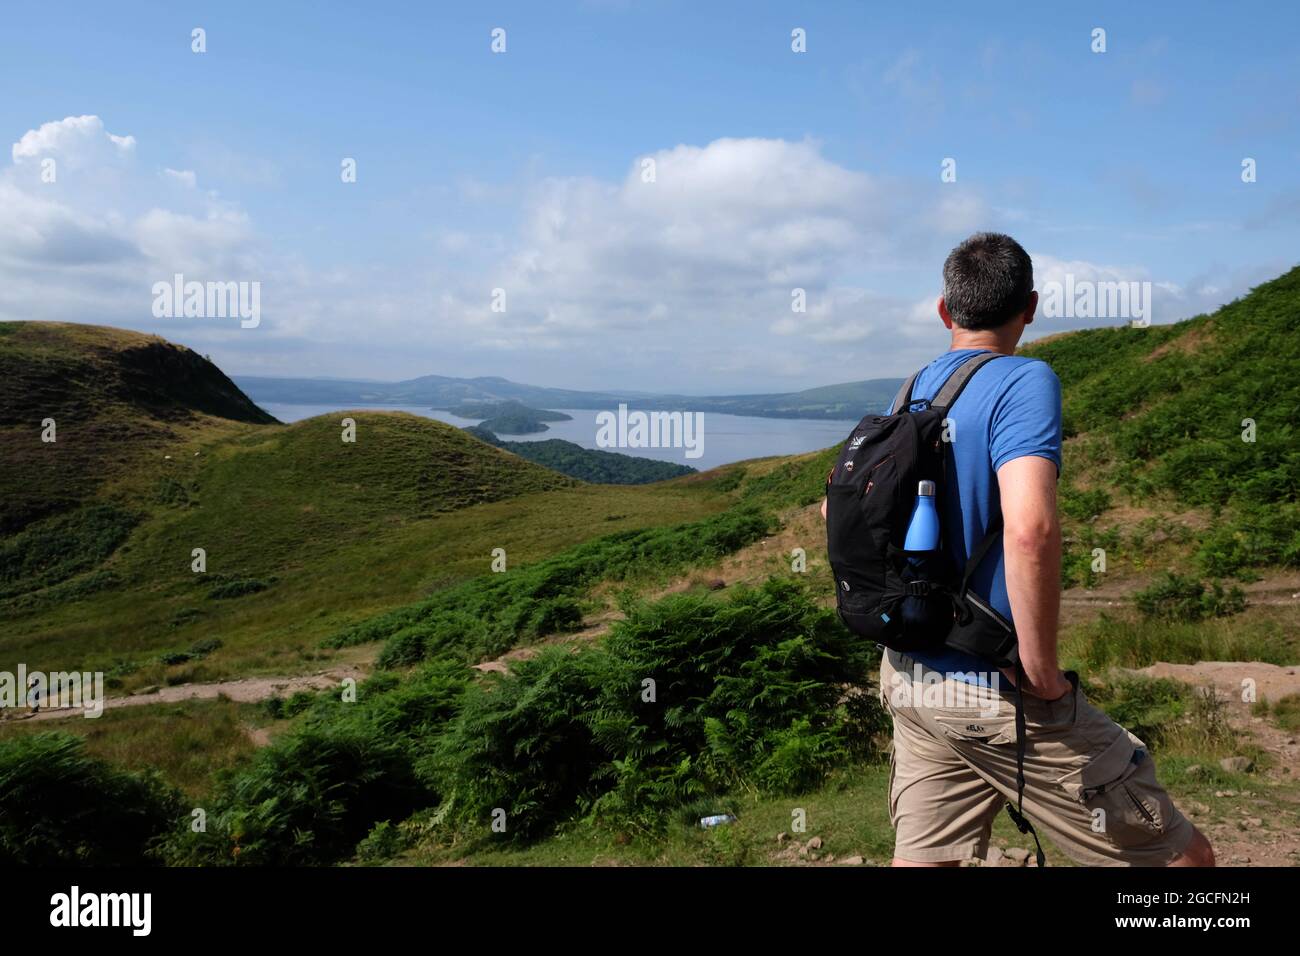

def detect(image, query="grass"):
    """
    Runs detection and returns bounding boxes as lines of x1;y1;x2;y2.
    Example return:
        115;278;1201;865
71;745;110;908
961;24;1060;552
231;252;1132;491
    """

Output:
0;321;273;534
401;762;898;866
1022;266;1300;577
0;697;266;798
1;415;741;677
1061;605;1293;672
1253;694;1300;733
336;505;777;667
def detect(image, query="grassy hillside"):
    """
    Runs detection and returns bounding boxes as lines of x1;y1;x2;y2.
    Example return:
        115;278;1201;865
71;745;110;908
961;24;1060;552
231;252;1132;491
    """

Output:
1022;266;1300;580
4;266;1299;869
1;406;736;676
0;323;742;679
0;321;274;533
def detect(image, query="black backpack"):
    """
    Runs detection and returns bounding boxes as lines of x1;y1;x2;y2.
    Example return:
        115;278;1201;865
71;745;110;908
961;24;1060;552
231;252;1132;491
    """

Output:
825;350;1016;666
825;350;1051;865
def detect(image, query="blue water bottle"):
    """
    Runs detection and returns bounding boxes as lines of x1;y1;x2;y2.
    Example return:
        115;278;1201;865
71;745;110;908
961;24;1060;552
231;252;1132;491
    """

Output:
901;480;942;631
903;480;940;551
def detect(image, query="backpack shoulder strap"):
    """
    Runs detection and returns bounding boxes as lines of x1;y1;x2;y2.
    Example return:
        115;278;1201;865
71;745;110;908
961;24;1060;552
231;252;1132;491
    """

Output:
930;350;1004;411
941;351;1009;586
891;350;1005;415
889;370;921;415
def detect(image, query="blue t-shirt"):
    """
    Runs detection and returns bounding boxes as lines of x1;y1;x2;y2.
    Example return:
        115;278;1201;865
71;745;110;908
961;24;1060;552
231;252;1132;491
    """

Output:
903;348;1062;685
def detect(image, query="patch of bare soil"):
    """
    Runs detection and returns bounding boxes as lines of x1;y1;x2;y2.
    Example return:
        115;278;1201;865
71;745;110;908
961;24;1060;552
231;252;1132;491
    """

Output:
770;835;869;867
470;631;595;675
1133;660;1300;707
1127;660;1300;867
645;502;828;602
1143;321;1215;363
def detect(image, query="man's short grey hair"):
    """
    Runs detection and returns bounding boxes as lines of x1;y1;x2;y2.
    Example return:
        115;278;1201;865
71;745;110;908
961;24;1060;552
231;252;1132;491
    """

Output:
942;232;1034;331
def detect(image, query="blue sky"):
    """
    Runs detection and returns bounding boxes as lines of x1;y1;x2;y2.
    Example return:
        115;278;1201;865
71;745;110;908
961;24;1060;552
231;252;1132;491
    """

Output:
1;1;1296;392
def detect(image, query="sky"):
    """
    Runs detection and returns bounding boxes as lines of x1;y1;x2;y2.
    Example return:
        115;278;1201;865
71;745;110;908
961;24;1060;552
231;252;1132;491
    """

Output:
1;0;1297;394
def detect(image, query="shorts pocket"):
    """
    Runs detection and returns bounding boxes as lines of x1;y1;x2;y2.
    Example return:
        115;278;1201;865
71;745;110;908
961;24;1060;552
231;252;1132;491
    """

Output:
932;712;1017;746
1022;674;1081;732
1057;732;1166;845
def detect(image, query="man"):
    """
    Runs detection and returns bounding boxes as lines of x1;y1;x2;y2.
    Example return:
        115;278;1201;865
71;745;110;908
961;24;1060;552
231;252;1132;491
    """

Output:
823;233;1213;867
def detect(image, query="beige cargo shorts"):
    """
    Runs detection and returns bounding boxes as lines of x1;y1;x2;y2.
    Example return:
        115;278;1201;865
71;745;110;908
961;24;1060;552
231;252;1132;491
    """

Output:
880;648;1195;866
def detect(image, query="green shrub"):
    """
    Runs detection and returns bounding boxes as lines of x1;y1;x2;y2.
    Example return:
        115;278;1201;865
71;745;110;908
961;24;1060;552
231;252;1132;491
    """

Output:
1061;526;1121;589
1195;502;1300;576
376;625;437;669
331;506;774;667
0;733;181;865
421;646;612;841
0;504;137;599
169;725;426;865
208;577;271;600
588;579;878;828
1087;676;1235;756
355;820;409;862
171;661;467;865
189;637;223;657
1133;572;1246;621
171;578;884;858
1084;677;1188;748
1059;486;1112;522
1253;694;1300;733
419;579;882;842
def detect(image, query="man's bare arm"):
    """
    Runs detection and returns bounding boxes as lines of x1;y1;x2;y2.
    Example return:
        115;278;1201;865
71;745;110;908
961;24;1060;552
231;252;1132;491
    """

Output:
996;455;1071;700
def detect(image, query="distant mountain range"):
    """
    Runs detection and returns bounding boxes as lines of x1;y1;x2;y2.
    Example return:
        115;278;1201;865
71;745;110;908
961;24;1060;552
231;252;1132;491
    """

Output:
234;373;904;421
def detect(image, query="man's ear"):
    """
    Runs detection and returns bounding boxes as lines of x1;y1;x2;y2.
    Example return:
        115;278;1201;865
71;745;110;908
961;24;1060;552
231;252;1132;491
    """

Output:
937;295;954;330
1022;290;1039;327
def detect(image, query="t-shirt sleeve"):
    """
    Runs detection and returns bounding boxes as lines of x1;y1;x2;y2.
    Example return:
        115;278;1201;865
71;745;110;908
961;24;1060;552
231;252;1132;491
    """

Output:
989;360;1062;475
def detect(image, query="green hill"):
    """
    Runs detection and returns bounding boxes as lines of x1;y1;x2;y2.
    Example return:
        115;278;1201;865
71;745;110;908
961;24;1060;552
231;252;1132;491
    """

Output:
1021;265;1300;576
477;412;551;435
445;400;572;422
0;322;737;678
466;427;697;484
0;322;274;534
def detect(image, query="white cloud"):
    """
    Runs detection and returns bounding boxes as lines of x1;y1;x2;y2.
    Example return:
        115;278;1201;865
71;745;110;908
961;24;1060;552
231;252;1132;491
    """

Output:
12;115;135;166
437;138;904;352
0;115;268;335
0;121;1270;390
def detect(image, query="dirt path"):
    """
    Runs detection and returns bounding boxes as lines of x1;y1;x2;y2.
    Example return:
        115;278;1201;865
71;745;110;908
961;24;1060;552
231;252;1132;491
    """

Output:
8;665;368;723
1119;660;1300;867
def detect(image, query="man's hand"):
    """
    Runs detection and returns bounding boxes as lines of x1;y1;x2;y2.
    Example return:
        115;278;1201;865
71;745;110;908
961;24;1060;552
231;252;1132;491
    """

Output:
820;496;827;521
1015;668;1073;701
996;455;1065;699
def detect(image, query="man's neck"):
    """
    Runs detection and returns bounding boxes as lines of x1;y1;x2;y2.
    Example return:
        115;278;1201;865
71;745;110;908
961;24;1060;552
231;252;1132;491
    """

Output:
949;329;1020;356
